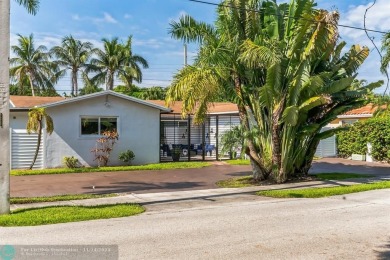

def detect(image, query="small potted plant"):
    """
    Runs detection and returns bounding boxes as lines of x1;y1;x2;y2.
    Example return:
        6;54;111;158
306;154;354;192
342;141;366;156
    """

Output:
171;147;181;162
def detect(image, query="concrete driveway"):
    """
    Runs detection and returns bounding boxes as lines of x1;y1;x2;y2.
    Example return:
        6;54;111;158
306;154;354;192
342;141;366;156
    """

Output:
10;158;390;197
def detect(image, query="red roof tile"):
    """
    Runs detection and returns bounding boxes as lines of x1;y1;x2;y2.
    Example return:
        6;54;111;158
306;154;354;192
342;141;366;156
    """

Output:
343;104;379;115
10;95;65;108
147;100;238;114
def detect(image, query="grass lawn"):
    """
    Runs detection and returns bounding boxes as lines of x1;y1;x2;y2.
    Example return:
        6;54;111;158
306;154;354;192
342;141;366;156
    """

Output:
11;162;211;176
217;172;374;188
314;172;372;180
0;203;144;226
11;194;118;204
225;159;250;166
257;181;390;198
216;176;257;188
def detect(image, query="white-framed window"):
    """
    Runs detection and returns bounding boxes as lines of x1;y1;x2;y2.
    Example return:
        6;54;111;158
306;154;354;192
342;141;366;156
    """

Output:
341;119;358;126
80;116;118;136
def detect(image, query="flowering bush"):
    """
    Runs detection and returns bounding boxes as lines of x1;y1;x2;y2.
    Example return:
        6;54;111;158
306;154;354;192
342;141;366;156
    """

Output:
91;130;119;166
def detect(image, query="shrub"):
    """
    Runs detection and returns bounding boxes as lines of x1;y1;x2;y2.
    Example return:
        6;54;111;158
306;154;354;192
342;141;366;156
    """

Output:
337;117;390;162
336;122;366;158
118;150;135;165
62;156;80;168
220;125;244;159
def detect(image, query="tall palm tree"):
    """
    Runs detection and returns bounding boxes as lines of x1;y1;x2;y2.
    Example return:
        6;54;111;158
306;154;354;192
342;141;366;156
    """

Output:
14;0;39;14
0;0;39;215
88;36;148;90
79;71;103;95
26;108;53;169
167;0;381;183
50;36;93;96
10;34;62;96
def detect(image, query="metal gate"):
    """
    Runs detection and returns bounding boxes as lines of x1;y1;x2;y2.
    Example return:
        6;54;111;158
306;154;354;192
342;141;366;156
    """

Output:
315;127;337;158
160;114;240;162
11;129;44;169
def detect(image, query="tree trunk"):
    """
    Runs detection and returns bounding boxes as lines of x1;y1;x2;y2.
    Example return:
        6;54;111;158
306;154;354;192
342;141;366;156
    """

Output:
71;70;75;96
29;119;42;170
271;106;283;180
74;70;78;96
298;139;320;176
250;158;268;181
0;0;11;214
232;73;269;180
271;97;287;183
28;74;35;96
107;71;114;90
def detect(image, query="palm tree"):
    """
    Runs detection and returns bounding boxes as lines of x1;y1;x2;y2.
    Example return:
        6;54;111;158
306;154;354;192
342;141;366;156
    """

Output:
167;0;381;183
14;0;39;14
50;36;93;96
10;34;62;96
26;108;54;170
0;0;39;214
88;36;148;90
79;71;103;95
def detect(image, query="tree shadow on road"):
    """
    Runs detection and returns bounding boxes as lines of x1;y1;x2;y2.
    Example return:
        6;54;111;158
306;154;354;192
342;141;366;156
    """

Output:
374;239;390;260
311;160;390;176
82;181;205;194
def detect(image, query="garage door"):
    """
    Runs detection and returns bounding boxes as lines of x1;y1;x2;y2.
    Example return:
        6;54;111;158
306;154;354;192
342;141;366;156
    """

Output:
315;128;337;158
11;129;44;169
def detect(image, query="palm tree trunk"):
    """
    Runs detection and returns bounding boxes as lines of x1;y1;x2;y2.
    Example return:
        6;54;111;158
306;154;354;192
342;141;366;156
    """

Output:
233;73;269;181
109;72;114;90
272;103;287;183
74;70;78;96
71;69;77;96
271;117;282;182
28;74;35;96
29;119;42;170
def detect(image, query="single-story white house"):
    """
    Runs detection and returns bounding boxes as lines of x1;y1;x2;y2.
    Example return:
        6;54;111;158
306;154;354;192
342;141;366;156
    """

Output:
10;91;170;169
9;90;374;169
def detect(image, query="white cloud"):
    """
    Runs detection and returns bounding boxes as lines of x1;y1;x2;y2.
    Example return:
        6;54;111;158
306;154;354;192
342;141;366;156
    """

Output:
71;12;119;25
102;12;118;24
124;14;132;19
72;14;81;21
133;38;162;49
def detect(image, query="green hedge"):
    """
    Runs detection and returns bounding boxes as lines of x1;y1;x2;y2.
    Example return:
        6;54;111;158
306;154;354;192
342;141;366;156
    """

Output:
337;117;390;161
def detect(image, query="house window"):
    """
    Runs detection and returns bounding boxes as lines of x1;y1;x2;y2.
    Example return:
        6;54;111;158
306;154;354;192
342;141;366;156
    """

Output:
81;117;118;135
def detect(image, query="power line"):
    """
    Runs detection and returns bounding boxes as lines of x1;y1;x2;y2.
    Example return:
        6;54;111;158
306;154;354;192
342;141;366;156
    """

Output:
188;0;388;35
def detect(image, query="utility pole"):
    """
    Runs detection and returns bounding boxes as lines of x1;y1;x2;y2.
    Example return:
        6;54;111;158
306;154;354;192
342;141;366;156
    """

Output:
0;0;10;215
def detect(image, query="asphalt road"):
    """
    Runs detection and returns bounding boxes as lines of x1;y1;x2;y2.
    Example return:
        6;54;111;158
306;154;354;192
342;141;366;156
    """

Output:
1;189;390;259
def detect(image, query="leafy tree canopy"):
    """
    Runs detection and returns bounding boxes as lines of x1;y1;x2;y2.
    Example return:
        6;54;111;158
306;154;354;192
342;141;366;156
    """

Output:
167;0;382;183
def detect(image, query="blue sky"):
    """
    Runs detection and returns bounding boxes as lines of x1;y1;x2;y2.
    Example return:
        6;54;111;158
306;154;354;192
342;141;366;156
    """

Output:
10;0;390;94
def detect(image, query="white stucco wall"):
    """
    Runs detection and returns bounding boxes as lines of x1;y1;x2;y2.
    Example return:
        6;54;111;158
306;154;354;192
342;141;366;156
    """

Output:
10;111;29;130
42;95;161;168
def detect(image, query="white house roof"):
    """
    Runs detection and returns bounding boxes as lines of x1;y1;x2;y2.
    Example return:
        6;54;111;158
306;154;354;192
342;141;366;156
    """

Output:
36;90;171;112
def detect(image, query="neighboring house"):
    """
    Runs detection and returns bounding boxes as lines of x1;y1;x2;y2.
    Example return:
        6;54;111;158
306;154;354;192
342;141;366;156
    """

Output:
10;91;170;169
315;104;376;158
